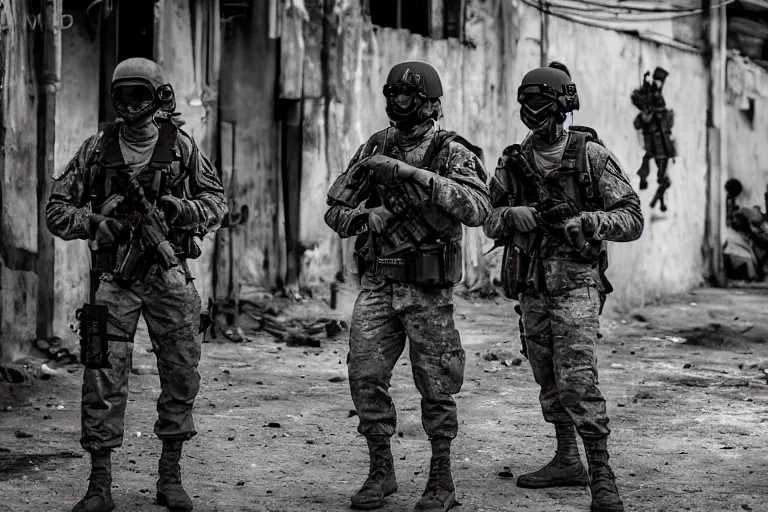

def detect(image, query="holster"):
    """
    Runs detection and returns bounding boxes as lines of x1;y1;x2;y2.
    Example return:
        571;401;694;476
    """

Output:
76;304;110;369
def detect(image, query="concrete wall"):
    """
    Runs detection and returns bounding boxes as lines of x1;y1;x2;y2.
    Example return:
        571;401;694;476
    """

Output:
290;0;710;312
547;16;710;311
52;10;100;339
0;0;40;358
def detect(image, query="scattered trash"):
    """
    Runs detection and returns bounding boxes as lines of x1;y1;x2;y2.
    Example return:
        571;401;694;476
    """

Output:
500;358;523;367
666;336;687;344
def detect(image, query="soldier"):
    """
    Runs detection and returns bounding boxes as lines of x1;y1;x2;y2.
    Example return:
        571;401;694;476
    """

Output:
46;58;227;512
325;61;491;511
483;67;643;512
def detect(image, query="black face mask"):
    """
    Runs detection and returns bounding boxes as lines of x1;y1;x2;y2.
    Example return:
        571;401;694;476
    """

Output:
384;83;427;127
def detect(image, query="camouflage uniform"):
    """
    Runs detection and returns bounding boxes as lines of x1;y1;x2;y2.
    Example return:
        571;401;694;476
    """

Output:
327;132;489;440
326;115;490;510
486;138;643;438
47;59;226;511
47;130;225;451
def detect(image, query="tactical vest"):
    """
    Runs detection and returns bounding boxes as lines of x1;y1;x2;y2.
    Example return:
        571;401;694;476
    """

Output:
500;126;611;298
88;119;201;284
356;127;484;287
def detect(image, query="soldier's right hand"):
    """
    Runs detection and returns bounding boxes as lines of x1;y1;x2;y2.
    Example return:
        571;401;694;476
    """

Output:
504;206;538;232
368;205;393;233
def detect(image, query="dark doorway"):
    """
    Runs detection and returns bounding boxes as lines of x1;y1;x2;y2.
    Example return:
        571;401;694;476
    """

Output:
99;0;156;124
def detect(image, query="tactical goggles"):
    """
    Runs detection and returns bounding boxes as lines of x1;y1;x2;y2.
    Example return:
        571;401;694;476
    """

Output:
112;82;155;105
383;83;422;98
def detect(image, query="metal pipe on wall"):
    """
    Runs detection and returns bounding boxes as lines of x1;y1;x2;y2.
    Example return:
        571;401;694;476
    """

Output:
37;0;63;338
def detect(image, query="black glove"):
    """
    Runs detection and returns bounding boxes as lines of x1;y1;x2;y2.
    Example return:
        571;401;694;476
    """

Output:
368;205;394;233
88;214;124;246
504;206;538;232
159;195;186;225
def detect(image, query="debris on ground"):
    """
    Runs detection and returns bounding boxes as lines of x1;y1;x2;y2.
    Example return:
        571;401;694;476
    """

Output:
209;295;349;347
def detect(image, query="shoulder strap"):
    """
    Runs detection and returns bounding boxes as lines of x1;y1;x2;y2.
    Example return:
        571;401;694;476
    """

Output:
565;128;604;208
149;120;179;168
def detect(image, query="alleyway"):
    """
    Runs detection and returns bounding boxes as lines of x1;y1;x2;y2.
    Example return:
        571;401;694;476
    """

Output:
2;285;768;512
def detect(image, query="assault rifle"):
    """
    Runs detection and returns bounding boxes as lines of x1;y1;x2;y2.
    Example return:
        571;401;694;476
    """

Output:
104;173;177;286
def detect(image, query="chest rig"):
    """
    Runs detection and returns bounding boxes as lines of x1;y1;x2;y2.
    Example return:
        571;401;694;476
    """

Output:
518;127;604;213
90;119;181;210
356;127;483;287
500;126;608;299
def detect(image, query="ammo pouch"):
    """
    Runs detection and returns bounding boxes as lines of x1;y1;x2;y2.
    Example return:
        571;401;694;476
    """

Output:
373;240;461;288
500;244;531;299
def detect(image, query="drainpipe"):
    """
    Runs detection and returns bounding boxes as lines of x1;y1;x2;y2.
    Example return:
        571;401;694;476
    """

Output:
539;0;548;66
702;0;727;287
37;0;62;338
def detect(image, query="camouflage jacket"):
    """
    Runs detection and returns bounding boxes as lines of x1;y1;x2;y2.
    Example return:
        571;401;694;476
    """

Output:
483;132;643;294
46;123;227;243
325;131;491;241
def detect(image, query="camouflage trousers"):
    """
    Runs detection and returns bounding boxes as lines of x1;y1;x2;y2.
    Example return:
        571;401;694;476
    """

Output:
347;278;466;439
80;263;202;453
519;284;610;439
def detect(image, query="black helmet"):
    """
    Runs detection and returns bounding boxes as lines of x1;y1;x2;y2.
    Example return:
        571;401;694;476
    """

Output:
110;58;176;124
518;67;579;129
384;61;443;99
383;61;443;129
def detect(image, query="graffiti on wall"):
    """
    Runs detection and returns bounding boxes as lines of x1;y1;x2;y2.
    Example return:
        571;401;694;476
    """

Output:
631;67;676;212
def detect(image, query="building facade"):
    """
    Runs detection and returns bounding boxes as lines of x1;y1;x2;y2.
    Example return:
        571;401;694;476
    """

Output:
1;0;765;359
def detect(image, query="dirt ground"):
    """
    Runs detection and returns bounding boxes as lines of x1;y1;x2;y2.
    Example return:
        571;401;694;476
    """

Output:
2;283;768;512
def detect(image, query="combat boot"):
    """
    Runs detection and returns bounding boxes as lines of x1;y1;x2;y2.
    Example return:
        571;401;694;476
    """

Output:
414;437;455;512
351;435;398;510
72;449;115;512
517;423;589;489
156;440;194;511
584;437;624;512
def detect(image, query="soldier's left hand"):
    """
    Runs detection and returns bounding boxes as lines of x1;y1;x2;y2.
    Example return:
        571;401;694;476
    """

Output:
159;195;185;224
368;205;393;233
564;216;598;259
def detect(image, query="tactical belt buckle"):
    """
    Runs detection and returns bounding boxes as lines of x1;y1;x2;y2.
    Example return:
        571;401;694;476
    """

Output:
377;257;404;266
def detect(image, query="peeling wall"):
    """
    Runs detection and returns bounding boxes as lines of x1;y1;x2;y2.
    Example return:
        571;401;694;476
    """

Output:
52;11;100;339
1;0;40;357
218;4;284;297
